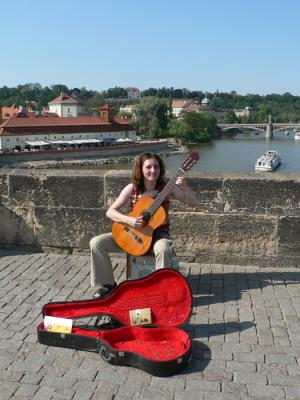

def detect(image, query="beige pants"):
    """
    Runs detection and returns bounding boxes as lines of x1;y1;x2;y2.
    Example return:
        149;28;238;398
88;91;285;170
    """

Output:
90;232;173;287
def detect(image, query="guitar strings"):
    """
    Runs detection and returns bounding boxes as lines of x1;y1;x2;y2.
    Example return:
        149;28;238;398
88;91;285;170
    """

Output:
146;168;185;216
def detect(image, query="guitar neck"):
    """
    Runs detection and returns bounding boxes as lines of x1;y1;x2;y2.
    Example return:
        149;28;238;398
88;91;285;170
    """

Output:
147;168;185;216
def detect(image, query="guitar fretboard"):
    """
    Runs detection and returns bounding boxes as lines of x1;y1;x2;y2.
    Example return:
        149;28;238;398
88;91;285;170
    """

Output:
146;168;185;216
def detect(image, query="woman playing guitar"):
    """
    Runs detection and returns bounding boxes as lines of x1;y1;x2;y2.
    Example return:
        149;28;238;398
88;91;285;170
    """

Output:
90;152;199;299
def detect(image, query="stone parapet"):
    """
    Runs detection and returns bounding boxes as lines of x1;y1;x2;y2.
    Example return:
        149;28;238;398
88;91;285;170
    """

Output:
0;169;299;267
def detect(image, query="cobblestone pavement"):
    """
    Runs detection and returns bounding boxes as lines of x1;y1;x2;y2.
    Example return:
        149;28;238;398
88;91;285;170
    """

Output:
1;249;300;399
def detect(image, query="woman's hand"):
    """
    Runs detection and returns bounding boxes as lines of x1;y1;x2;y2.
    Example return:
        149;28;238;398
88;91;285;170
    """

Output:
173;176;199;207
175;176;188;190
127;215;145;229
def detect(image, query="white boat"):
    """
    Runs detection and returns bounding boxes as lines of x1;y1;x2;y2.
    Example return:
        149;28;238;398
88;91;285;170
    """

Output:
254;150;281;172
294;131;300;141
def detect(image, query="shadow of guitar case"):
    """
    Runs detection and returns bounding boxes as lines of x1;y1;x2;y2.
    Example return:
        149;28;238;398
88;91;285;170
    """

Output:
37;269;193;376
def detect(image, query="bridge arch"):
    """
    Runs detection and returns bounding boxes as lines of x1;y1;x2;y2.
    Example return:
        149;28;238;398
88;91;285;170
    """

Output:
272;125;299;132
219;125;266;133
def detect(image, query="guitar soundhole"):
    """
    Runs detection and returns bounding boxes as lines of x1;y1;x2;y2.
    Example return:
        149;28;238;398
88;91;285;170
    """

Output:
142;211;151;222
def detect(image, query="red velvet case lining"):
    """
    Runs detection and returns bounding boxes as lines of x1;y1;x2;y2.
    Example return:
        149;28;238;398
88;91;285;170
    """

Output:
40;269;192;362
42;269;192;327
37;323;191;361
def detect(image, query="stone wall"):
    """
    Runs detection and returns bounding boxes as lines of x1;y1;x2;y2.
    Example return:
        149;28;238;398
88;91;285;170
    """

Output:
0;169;300;267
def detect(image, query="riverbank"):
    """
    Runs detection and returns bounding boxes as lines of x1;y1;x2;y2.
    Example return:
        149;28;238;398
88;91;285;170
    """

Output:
3;150;178;170
0;140;186;169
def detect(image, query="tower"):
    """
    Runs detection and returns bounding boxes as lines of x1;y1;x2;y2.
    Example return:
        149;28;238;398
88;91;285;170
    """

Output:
100;104;114;123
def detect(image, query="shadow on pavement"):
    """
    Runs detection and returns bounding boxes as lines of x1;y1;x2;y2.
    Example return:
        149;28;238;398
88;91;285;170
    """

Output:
179;341;211;375
189;270;300;306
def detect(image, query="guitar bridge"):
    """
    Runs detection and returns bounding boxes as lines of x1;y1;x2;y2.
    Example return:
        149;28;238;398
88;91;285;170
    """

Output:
124;227;143;243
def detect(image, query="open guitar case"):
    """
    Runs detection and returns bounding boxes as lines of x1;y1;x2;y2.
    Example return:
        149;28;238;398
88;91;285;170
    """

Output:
37;269;193;376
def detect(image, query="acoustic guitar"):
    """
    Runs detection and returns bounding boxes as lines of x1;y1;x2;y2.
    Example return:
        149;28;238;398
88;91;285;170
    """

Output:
112;152;199;256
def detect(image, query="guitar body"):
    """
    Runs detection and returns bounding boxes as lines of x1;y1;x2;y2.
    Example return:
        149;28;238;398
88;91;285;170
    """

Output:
112;196;167;256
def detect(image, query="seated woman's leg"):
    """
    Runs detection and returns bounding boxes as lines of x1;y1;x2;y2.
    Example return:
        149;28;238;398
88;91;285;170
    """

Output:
153;238;173;269
89;232;121;287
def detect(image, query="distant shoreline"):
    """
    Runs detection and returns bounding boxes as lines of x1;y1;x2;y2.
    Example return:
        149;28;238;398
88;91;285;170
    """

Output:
0;141;186;169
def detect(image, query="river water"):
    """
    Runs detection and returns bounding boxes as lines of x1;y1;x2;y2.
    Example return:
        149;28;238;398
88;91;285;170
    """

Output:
89;131;300;173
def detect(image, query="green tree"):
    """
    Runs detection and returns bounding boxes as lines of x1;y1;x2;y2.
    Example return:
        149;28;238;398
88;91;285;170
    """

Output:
141;87;158;97
133;97;170;138
168;111;217;144
50;84;69;97
168;118;192;144
148;116;162;138
82;93;105;115
223;111;238;124
37;86;53;110
104;87;127;98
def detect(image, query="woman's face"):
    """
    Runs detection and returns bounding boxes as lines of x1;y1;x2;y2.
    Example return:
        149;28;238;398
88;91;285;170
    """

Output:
142;158;160;182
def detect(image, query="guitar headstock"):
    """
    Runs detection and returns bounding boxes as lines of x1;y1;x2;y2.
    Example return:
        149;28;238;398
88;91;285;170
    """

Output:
181;152;199;172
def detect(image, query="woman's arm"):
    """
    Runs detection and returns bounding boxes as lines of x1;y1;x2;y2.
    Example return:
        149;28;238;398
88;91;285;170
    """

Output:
106;183;145;228
172;176;199;207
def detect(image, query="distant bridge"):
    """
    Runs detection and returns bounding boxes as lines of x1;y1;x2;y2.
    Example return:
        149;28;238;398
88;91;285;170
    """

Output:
218;116;300;139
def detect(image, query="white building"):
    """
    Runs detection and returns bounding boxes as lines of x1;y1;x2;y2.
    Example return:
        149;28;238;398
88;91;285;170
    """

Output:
125;87;140;100
119;104;135;116
48;93;82;117
233;107;251;118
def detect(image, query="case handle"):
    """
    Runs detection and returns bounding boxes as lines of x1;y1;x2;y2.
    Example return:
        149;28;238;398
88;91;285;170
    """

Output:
99;346;113;362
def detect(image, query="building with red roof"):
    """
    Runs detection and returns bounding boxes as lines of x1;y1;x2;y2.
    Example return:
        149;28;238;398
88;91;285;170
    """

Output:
171;99;193;117
0;104;135;151
185;103;214;113
0;106;20;123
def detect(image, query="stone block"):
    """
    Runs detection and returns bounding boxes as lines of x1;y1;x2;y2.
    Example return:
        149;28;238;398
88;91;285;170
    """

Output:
170;212;215;252
33;206;110;248
278;216;300;257
223;174;300;215
214;214;277;256
8;170;105;208
171;212;277;258
0;170;8;203
104;170;131;206
0;205;36;245
171;173;224;213
247;384;285;398
0;382;20;400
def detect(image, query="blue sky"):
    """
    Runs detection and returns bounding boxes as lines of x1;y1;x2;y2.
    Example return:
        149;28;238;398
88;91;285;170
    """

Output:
1;0;300;95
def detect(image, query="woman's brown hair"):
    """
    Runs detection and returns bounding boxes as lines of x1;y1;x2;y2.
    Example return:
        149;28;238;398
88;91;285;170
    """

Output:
131;152;166;192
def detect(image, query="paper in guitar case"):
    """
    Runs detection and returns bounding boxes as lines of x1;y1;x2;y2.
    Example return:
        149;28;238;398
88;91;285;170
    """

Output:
37;269;193;376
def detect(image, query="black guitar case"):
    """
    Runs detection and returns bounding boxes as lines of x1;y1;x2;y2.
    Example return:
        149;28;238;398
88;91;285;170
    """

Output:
37;269;192;376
